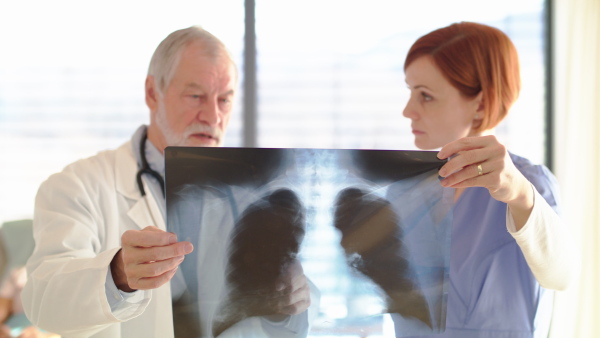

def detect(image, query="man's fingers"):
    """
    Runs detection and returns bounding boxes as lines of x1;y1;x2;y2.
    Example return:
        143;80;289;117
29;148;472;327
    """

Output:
125;255;185;280
121;227;178;248
271;260;311;315
277;283;311;315
117;227;193;291
276;259;304;291
280;299;311;316
127;266;179;290
287;280;311;305
122;241;193;264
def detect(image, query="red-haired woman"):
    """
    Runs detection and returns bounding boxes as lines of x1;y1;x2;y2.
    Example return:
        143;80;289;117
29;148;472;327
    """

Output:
398;22;576;337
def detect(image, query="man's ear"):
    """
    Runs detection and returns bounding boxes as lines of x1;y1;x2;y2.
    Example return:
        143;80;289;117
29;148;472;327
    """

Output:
145;75;159;112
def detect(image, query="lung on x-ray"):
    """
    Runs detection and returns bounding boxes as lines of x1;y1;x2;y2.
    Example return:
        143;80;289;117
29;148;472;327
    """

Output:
165;147;453;338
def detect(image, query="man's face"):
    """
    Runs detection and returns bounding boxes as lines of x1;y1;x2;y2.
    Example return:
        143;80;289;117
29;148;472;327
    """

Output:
147;41;237;151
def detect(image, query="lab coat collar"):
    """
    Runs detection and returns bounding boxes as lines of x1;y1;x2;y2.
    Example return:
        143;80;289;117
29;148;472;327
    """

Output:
115;141;139;201
128;194;166;231
115;141;166;231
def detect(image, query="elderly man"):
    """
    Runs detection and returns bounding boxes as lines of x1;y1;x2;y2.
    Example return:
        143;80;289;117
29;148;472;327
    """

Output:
22;26;315;338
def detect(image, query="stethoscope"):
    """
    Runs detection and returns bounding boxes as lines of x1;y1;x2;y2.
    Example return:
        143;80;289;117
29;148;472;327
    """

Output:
135;128;240;224
136;128;165;198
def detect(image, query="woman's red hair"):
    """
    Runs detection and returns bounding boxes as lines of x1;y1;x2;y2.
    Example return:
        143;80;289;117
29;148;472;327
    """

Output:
404;22;521;132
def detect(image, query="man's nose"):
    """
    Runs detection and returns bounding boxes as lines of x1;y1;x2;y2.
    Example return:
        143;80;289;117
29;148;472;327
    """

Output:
199;98;221;126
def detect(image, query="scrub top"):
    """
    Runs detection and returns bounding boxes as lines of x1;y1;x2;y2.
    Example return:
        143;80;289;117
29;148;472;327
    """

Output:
397;153;560;338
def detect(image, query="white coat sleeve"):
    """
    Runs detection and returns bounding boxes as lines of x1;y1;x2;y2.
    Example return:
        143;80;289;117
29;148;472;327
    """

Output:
506;163;579;291
105;267;151;318
21;163;151;337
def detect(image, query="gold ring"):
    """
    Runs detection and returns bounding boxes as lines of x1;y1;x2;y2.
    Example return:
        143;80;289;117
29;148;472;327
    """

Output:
477;164;483;176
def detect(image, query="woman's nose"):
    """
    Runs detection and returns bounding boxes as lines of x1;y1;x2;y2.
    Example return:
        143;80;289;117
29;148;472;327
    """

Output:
402;98;419;120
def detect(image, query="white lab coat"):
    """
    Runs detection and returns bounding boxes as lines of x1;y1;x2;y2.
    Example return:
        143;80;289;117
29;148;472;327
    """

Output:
22;141;172;338
22;139;318;338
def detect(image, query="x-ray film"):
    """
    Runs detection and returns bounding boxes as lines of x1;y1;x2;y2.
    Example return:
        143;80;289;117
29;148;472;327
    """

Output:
165;147;453;338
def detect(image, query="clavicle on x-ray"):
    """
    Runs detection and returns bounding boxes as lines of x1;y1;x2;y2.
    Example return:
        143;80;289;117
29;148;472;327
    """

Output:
166;147;453;338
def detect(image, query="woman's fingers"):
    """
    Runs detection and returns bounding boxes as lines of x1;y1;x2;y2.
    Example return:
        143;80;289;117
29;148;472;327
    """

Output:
438;135;508;190
437;135;497;160
438;147;490;178
437;135;531;206
441;158;501;187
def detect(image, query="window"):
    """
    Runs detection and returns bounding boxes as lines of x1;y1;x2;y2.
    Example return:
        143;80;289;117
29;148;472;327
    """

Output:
256;0;546;162
0;0;244;222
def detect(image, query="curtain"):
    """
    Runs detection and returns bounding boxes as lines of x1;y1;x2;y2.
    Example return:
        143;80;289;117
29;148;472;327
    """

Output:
550;0;600;337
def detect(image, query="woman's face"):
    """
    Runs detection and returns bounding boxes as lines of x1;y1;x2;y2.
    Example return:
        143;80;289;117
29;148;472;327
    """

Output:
403;56;483;150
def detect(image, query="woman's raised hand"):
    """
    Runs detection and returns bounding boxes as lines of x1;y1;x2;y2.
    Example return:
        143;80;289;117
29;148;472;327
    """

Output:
436;135;534;222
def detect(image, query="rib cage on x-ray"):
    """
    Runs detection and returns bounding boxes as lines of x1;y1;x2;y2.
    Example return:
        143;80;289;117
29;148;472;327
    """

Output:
213;188;306;337
165;147;452;338
333;187;432;328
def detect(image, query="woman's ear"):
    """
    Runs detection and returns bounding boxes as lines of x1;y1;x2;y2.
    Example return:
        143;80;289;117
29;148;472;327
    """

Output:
474;91;484;114
472;91;484;130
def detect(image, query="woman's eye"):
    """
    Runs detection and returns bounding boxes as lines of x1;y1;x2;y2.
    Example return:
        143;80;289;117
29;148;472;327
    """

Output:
421;92;433;102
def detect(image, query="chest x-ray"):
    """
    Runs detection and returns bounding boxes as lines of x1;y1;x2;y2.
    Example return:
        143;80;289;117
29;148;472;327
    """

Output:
165;147;453;338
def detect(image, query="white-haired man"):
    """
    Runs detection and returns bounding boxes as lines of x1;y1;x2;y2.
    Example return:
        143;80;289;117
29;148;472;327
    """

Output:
22;26;316;338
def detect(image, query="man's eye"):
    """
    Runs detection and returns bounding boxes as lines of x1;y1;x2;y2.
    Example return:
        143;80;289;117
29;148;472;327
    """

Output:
220;98;232;104
186;93;205;99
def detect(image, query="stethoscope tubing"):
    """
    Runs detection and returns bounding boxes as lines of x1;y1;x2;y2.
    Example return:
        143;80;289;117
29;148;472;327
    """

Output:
136;128;166;198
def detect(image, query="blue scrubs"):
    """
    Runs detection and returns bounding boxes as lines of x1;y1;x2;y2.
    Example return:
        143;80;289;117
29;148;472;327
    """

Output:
397;154;561;338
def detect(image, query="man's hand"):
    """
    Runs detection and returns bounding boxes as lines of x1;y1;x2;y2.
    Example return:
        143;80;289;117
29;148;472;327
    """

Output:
267;259;311;318
110;226;193;292
213;259;311;336
238;258;312;319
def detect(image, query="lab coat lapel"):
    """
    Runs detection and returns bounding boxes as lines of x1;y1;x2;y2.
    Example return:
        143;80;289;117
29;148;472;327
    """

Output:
112;139;173;337
115;141;166;231
128;194;166;230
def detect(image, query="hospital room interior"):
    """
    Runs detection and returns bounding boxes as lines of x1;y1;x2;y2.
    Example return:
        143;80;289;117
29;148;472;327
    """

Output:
0;0;598;337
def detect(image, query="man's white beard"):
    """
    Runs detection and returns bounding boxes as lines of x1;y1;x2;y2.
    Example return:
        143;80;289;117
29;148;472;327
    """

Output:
155;101;223;147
